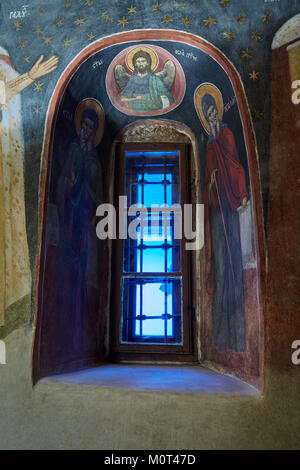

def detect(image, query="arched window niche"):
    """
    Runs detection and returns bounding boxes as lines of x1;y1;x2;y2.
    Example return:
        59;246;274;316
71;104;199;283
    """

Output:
33;30;265;391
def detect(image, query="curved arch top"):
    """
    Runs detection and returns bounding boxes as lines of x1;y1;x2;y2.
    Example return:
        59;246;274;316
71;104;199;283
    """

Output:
272;13;300;50
40;28;264;245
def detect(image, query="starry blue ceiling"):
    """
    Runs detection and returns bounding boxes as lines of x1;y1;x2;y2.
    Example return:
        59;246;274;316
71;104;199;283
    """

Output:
0;0;299;245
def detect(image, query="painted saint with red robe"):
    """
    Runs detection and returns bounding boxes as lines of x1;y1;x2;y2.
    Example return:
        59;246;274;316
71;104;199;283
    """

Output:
203;94;249;352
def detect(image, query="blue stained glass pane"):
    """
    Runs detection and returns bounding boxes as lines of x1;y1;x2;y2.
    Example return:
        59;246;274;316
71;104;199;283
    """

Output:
135;284;141;335
167;320;173;336
166;184;172;206
143;184;165;207
142;249;165;273
122;277;182;344
122;150;182;344
134;282;171;337
167;248;173;272
144;173;165;183
137;248;141;272
125;151;179;157
142;319;165;336
144;282;164;315
137;184;142;205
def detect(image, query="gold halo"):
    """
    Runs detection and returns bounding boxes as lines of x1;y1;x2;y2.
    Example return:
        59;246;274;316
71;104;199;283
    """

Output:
75;98;104;146
194;83;224;134
126;46;158;72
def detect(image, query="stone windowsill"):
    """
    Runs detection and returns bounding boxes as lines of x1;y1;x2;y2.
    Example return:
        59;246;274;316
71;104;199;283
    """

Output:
41;363;260;396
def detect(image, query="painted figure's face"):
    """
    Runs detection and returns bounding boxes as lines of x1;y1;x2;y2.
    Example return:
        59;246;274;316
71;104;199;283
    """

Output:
135;57;149;74
81;116;95;146
207;105;218;128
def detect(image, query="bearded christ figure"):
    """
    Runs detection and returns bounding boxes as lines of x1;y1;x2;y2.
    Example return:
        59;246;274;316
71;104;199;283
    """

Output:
114;49;175;112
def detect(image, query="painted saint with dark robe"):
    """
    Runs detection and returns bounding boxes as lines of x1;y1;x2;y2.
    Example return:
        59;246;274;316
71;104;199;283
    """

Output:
55;100;104;353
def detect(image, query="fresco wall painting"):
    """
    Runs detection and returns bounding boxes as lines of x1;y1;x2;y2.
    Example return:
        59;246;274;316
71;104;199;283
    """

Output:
32;31;265;387
0;47;58;333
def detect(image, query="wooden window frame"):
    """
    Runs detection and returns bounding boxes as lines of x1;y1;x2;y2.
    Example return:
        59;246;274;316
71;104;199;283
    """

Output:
110;143;197;363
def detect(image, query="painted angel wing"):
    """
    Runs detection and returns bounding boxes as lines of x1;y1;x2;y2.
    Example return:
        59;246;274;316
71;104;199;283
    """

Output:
155;60;176;91
114;64;131;91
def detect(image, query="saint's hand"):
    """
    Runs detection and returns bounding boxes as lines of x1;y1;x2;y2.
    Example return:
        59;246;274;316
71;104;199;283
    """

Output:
28;55;59;81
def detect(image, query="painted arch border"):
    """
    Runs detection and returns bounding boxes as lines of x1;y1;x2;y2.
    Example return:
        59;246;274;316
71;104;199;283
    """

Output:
33;29;266;386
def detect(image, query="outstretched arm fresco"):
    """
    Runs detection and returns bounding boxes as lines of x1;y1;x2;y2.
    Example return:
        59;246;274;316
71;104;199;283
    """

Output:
4;55;58;101
0;52;58;329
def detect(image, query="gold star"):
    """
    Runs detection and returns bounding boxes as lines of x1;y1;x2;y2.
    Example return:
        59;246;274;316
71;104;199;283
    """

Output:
44;37;53;45
162;15;172;23
56;18;63;26
128;6;136;14
35;27;42;34
252;31;263;41
39;8;45;15
182;16;191;25
249;70;259;81
34;82;43;91
101;12;110;21
63;38;71;48
118;17;128;28
236;14;247;24
65;0;71;6
253;109;263;120
88;33;96;41
85;0;93;4
33;106;42;114
23;56;30;63
220;0;230;5
204;16;216;28
14;22;21;30
223;30;234;40
177;2;185;9
18;41;25;49
76;18;85;26
154;2;161;10
262;13;272;24
242;48;252;60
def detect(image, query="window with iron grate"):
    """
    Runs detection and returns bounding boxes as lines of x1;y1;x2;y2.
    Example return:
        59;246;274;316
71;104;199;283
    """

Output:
111;143;195;362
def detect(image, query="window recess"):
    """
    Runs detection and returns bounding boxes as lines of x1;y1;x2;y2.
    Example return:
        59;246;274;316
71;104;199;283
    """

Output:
110;143;195;362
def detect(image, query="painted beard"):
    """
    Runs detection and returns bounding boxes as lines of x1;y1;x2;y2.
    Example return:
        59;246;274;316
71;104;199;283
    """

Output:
135;63;148;74
80;129;93;151
210;119;220;139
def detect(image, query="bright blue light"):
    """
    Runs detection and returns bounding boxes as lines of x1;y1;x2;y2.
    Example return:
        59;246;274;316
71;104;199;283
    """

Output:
125;151;179;157
134;281;173;337
122;151;181;343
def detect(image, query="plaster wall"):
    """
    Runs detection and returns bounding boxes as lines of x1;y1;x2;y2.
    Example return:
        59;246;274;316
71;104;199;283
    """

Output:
0;326;299;450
